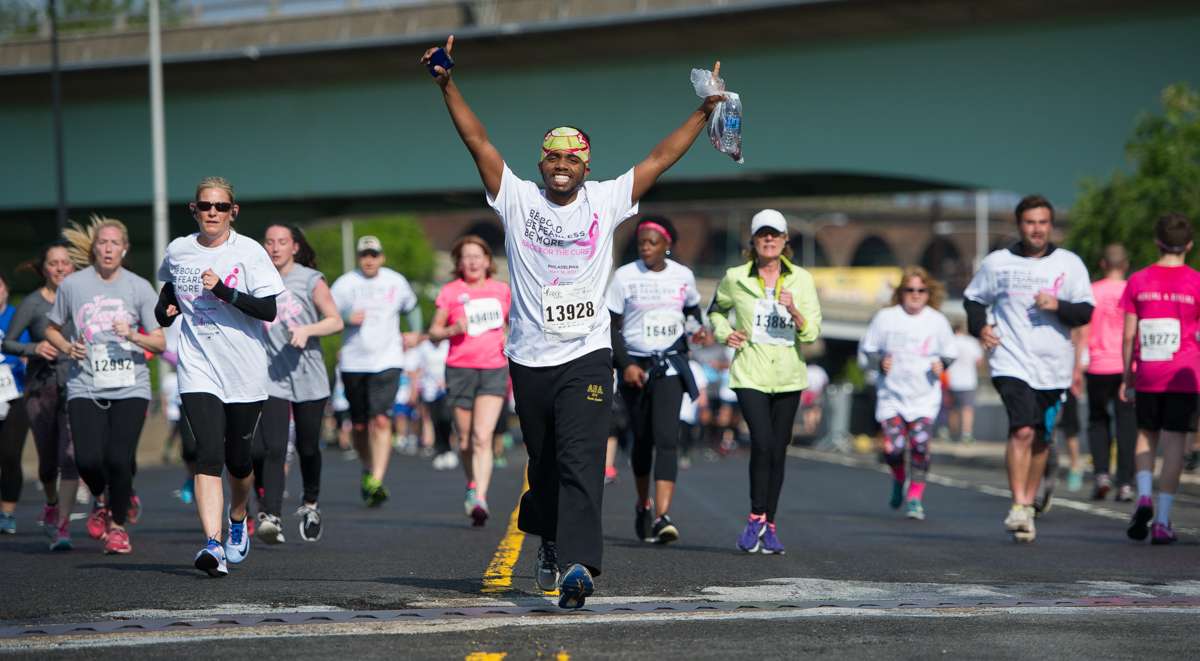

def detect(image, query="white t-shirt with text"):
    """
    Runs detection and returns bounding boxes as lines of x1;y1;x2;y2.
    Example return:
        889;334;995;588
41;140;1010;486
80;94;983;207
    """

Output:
947;333;984;391
859;305;957;422
330;268;418;374
606;259;701;356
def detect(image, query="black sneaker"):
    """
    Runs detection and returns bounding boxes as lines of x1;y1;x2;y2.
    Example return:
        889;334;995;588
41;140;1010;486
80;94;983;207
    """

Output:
635;504;653;542
651;515;679;545
557;563;594;610
296;505;322;542
535;539;559;592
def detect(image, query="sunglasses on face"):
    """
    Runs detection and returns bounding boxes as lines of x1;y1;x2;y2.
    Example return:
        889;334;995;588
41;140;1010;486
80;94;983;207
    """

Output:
193;201;233;213
903;288;928;294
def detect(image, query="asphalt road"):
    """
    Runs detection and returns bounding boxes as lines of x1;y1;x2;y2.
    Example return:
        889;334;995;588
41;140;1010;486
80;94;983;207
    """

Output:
2;440;1198;659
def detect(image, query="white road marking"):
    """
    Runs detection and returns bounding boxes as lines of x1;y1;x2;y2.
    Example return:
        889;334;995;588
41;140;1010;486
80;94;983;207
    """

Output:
102;604;345;620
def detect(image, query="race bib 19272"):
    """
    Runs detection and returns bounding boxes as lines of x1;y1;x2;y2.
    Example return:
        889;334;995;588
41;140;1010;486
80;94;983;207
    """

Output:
1139;318;1181;362
464;297;505;337
750;298;796;346
89;342;136;389
541;282;597;340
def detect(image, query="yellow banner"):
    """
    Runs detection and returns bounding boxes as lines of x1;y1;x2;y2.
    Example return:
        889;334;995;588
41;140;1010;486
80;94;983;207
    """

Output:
809;267;903;308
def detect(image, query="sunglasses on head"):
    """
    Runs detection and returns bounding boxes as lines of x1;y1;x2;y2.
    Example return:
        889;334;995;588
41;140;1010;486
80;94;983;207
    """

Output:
193;201;233;213
903;287;928;294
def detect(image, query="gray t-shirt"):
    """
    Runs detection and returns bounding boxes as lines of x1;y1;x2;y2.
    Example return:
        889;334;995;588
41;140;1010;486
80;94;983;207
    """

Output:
47;266;160;401
265;264;331;402
1;291;71;391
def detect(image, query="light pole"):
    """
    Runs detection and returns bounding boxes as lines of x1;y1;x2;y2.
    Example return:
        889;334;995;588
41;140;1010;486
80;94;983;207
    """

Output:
49;0;67;230
149;0;168;281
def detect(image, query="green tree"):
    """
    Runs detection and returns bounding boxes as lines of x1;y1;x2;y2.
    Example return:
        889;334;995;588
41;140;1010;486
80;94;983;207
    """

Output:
1068;83;1200;273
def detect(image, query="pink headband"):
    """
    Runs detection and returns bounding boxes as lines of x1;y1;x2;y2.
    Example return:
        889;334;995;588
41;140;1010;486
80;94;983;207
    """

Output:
638;221;672;245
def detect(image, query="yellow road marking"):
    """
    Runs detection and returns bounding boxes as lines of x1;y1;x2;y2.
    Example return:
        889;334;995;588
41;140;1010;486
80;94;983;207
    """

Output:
464;653;507;661
556;650;570;661
482;471;531;595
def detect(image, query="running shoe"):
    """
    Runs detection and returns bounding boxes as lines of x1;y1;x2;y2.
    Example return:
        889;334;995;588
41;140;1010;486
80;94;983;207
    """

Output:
194;539;229;577
104;527;132;555
0;512;14;535
86;506;109;541
1127;496;1154;541
360;471;371;502
256;512;285;545
178;477;195;505
557;563;594;610
889;480;904;510
128;494;142;525
652;515;679;545
296;504;323;542
760;522;785;555
225;516;250;564
1003;503;1027;532
961;433;975;445
364;475;388;508
679;455;692;470
1067;469;1083;493
470;500;490;527
604;466;618;485
1033;485;1053;517
906;499;926;521
1115;484;1135;502
535;540;560;592
736;514;766;553
635;504;653;542
41;504;59;539
1013;506;1036;543
464;487;478;517
49;521;72;551
1150;522;1178;545
1091;474;1112;501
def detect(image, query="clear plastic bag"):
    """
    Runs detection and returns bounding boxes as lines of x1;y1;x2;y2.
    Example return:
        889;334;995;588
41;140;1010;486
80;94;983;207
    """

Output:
690;68;743;164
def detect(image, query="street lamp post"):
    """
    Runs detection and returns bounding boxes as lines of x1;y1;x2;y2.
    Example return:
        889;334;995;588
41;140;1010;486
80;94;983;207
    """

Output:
49;0;67;230
150;0;169;282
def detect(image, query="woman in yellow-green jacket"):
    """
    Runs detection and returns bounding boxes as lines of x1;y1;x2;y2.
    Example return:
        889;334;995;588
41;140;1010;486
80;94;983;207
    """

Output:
708;209;822;555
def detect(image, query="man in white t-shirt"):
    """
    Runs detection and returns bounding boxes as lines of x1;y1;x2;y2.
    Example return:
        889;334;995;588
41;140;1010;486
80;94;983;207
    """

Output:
963;195;1094;543
330;236;421;507
422;36;725;609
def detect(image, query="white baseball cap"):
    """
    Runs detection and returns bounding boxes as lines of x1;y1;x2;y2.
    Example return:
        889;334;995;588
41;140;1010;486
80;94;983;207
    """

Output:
750;209;787;235
356;235;383;254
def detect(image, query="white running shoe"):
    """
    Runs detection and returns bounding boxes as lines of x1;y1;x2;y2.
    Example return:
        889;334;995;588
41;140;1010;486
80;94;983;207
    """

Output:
225;515;251;564
256;512;285;545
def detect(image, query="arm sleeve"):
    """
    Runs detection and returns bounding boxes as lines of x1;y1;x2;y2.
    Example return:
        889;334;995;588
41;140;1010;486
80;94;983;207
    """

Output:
1054;301;1094;328
211;280;277;322
964;299;988;338
707;275;736;344
794;271;822;344
683;304;704;328
155;283;179;327
2;300;40;356
610;312;633;371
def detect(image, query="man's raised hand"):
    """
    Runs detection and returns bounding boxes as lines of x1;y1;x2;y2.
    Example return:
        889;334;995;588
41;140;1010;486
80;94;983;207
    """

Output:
420;35;455;88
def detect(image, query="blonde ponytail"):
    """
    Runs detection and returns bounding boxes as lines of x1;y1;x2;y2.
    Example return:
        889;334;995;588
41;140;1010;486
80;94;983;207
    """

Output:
62;214;130;268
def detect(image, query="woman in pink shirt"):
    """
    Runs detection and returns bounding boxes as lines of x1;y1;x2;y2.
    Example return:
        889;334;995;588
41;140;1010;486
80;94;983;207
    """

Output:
429;235;511;526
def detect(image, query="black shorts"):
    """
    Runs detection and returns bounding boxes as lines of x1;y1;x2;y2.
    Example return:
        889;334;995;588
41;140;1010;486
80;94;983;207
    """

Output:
1135;391;1199;433
1058;390;1081;437
342;369;401;424
993;376;1065;436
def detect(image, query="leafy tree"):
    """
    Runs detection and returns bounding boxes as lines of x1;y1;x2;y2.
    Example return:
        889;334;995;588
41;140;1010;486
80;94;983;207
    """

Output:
1068;84;1200;273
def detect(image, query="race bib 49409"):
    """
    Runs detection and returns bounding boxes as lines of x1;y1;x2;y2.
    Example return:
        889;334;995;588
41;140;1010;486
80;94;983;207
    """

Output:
89;343;136;389
1139;318;1181;362
541;282;597;340
750;299;796;346
465;297;505;337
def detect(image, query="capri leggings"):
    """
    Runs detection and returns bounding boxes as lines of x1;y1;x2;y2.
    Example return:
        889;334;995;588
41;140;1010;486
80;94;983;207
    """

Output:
181;393;262;479
26;382;77;483
67;397;148;526
0;398;31;502
734;388;801;523
620;370;684;483
882;415;933;483
253;396;326;516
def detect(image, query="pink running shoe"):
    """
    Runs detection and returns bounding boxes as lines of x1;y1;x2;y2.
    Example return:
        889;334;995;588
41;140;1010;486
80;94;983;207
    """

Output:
128;495;142;525
87;507;110;540
1150;522;1177;545
604;466;618;485
104;527;132;555
49;521;72;552
41;504;59;539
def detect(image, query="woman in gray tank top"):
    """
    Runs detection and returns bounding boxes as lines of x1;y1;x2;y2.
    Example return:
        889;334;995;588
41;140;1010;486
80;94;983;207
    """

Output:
254;224;343;543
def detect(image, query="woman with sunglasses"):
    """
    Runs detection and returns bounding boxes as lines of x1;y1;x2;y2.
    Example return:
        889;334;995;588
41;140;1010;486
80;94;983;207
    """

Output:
254;224;342;544
709;209;821;555
3;242;78;549
858;266;957;521
157;177;284;576
606;216;705;545
44;216;165;554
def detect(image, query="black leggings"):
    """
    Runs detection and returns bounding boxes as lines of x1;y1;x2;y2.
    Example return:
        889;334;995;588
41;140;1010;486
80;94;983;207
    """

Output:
620;370;684;483
67;397;149;526
181;393;262;479
1086;372;1137;485
253;396;326;516
734;388;801;523
427;396;453;454
0;398;31;502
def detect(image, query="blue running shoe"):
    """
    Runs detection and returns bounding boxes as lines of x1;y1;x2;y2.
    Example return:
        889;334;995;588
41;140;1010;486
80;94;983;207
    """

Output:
760;522;785;555
225;516;250;564
557;563;594;610
737;514;766;553
194;539;229;577
0;511;15;535
889;480;904;510
179;478;194;505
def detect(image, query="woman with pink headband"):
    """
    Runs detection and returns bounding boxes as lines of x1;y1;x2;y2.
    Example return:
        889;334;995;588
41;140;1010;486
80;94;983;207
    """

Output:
422;36;724;609
606;215;707;546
